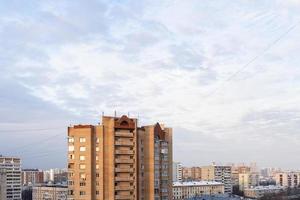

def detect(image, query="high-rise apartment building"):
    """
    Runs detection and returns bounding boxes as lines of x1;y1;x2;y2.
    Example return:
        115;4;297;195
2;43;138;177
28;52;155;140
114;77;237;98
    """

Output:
22;169;44;186
67;115;173;200
173;162;182;182
138;123;173;200
201;165;232;193
0;156;22;200
0;168;7;200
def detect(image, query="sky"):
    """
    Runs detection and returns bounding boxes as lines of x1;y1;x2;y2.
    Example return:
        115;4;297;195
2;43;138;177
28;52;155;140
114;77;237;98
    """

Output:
0;0;300;169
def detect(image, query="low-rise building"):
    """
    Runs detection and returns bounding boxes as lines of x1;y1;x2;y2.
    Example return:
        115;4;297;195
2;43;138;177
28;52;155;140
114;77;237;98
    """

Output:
238;173;259;191
173;181;224;200
244;185;284;199
32;185;67;200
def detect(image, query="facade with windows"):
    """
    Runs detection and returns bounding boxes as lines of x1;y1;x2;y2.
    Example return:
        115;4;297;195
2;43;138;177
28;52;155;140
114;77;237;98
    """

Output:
201;165;232;193
173;162;182;182
67;115;173;200
275;172;300;188
32;185;67;200
0;156;22;200
173;181;224;200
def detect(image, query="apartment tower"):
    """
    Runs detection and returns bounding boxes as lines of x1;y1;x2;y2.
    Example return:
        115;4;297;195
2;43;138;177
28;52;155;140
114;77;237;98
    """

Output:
67;115;173;200
0;156;22;200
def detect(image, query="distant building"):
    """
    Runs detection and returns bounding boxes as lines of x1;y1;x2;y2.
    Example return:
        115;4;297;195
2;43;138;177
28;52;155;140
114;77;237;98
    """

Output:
201;165;232;193
238;173;259;191
182;167;201;181
0;168;7;200
0;156;22;200
244;185;284;199
173;162;183;182
173;181;224;200
22;169;44;186
275;172;300;188
32;185;67;200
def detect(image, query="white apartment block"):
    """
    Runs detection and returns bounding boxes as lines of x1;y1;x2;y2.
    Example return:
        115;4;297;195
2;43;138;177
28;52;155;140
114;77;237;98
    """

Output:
275;172;300;188
0;156;22;200
173;181;224;200
201;165;232;193
173;162;183;182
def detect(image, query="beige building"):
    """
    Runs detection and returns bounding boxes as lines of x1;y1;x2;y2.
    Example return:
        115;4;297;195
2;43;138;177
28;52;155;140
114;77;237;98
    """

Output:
275;172;300;188
173;181;224;200
182;167;201;181
0;169;6;200
33;185;67;200
67;115;173;200
201;165;232;193
22;169;44;186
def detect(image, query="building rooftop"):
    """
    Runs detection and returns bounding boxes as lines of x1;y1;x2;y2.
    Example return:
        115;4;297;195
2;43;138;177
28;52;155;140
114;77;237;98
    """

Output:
173;181;224;187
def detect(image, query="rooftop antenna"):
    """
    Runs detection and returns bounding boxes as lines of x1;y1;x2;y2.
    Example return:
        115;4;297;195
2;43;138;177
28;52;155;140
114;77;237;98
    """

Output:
128;112;130;117
101;111;104;117
114;110;117;117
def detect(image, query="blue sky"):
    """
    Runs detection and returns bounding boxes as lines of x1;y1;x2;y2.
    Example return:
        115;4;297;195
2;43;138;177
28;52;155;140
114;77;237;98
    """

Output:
1;0;300;169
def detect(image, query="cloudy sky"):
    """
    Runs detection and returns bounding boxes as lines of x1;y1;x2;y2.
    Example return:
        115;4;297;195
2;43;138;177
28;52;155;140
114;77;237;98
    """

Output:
1;0;300;169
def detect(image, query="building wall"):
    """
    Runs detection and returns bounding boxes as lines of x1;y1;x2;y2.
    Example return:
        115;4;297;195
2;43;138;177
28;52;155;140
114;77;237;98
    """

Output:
32;186;67;200
0;156;22;200
0;169;7;200
275;172;300;188
173;162;182;182
22;170;44;186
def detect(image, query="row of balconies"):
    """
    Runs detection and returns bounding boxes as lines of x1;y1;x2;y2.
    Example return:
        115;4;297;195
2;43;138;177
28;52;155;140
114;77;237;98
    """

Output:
115;185;134;191
115;158;134;164
115;141;134;146
115;177;134;181
115;195;134;200
115;150;134;155
115;168;134;172
115;132;134;137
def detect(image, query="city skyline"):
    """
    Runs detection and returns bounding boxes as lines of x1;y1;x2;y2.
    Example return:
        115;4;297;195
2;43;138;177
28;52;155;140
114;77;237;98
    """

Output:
1;0;300;169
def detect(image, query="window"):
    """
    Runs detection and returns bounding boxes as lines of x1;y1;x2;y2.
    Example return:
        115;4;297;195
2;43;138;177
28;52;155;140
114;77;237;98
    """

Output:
96;137;100;143
68;137;74;143
80;164;86;169
80;156;85;161
96;191;100;195
69;154;75;159
80;182;86;186
96;156;99;161
96;164;99;169
96;147;100;152
80;173;86;179
80;147;86;152
80;191;86;196
68;146;74;151
80;137;86;143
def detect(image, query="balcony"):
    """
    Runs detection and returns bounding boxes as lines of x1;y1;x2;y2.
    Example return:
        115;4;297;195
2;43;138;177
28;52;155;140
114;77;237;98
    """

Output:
115;141;134;146
115;159;134;164
115;177;134;182
115;185;134;191
115;132;134;137
115;168;134;173
115;195;134;200
115;150;134;155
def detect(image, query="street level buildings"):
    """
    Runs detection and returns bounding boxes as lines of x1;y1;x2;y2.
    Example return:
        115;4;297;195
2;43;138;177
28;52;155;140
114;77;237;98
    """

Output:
67;115;173;200
244;185;284;199
32;185;67;200
201;165;232;193
0;156;22;200
173;181;224;200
